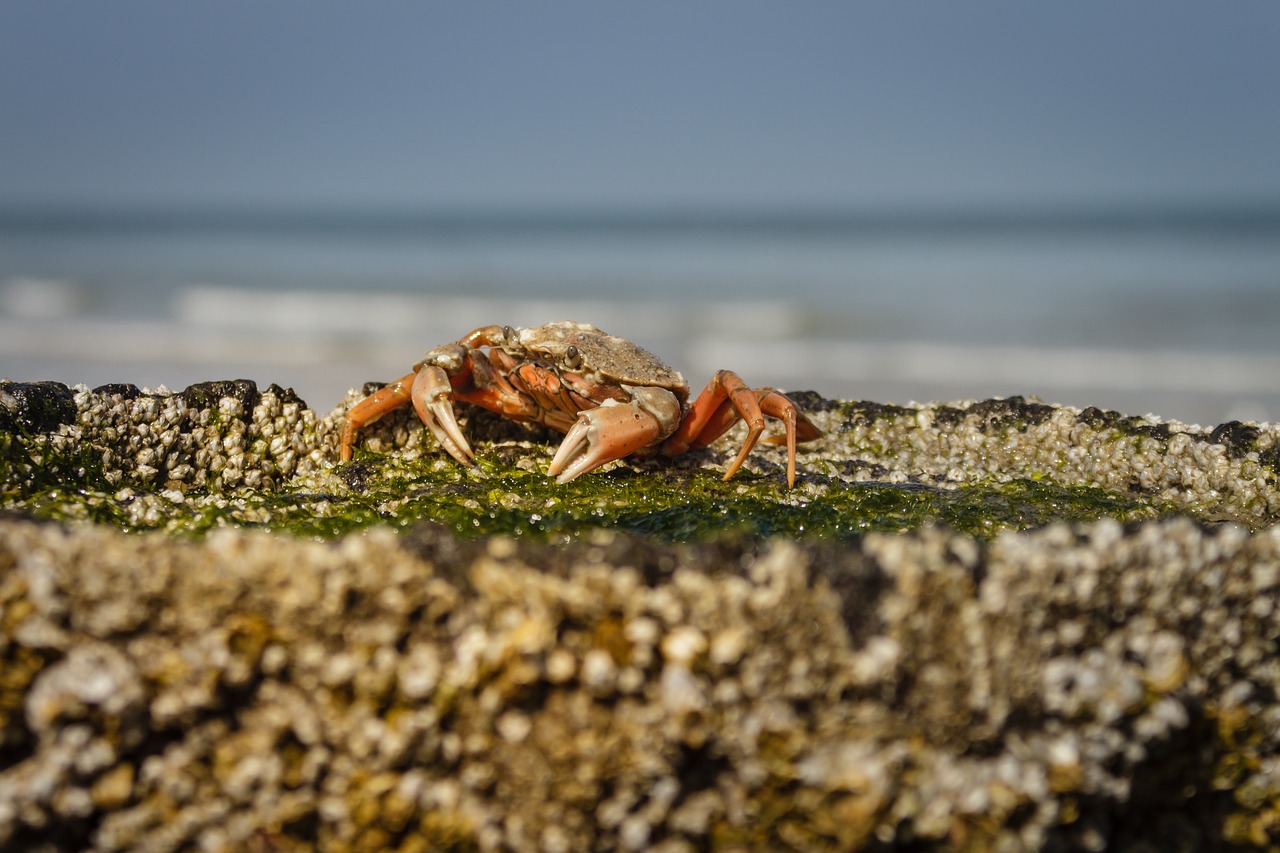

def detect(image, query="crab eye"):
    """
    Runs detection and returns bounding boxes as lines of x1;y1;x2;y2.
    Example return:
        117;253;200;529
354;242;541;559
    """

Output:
564;345;582;369
502;325;515;343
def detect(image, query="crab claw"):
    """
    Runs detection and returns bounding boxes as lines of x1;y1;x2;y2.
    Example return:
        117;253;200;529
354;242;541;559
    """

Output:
411;365;474;465
548;401;664;484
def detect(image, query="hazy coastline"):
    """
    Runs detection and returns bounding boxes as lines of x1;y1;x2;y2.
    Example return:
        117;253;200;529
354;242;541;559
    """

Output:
4;204;1280;425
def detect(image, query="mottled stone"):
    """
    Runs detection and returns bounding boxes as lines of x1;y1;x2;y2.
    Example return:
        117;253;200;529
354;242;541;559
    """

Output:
5;380;1280;848
0;516;1277;850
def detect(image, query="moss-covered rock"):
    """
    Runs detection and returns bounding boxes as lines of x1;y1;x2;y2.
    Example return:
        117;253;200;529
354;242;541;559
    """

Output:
3;379;1280;849
7;379;1272;538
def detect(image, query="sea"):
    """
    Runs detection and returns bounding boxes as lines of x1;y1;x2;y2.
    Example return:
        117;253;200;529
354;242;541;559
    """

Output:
2;204;1279;427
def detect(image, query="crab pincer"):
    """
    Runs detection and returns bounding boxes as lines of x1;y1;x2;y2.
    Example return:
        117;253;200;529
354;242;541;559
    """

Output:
409;365;474;465
547;386;679;483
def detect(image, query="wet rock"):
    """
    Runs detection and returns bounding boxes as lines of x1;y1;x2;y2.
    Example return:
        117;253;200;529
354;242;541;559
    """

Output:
1210;420;1262;453
89;384;141;400
178;379;260;417
0;381;76;434
4;382;1280;847
0;516;1276;850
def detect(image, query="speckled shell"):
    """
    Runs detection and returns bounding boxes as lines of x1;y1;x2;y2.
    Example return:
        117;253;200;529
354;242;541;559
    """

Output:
513;321;688;396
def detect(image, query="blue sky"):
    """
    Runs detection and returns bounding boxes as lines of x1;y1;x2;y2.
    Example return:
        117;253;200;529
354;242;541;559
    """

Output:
2;1;1278;210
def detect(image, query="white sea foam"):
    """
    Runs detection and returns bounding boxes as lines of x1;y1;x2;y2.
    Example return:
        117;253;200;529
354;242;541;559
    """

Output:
172;285;809;341
1;277;92;319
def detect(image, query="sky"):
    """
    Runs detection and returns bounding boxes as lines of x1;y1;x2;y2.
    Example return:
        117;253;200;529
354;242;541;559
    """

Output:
2;1;1279;211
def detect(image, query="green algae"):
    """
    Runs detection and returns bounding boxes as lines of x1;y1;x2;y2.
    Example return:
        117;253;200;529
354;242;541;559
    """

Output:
293;452;1168;542
5;447;1168;542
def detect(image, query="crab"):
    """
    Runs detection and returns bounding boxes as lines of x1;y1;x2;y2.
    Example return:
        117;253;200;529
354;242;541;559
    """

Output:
338;321;821;487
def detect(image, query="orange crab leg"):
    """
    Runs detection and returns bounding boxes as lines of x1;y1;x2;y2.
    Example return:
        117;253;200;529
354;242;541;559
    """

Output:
692;390;823;449
663;370;767;480
454;349;542;422
339;372;417;462
756;390;822;486
458;325;509;349
664;371;750;449
662;372;820;488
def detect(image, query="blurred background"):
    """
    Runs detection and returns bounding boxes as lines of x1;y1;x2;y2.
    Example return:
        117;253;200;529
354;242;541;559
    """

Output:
2;1;1279;425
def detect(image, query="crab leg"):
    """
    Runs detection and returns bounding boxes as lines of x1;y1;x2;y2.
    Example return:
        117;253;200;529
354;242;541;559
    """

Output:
411;365;475;465
455;349;544;423
339;372;417;462
691;389;822;446
662;370;766;478
663;372;819;488
754;390;821;487
458;324;509;349
759;392;821;441
547;401;665;484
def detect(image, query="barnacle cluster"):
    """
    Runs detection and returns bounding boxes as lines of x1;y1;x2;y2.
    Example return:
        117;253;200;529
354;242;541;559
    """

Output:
2;519;1278;850
3;380;1280;849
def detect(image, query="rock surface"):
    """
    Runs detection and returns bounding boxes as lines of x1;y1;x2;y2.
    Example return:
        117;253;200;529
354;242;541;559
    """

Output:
2;379;1280;850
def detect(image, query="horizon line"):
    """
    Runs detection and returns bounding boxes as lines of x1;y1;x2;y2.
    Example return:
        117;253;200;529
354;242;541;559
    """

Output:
1;197;1279;238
